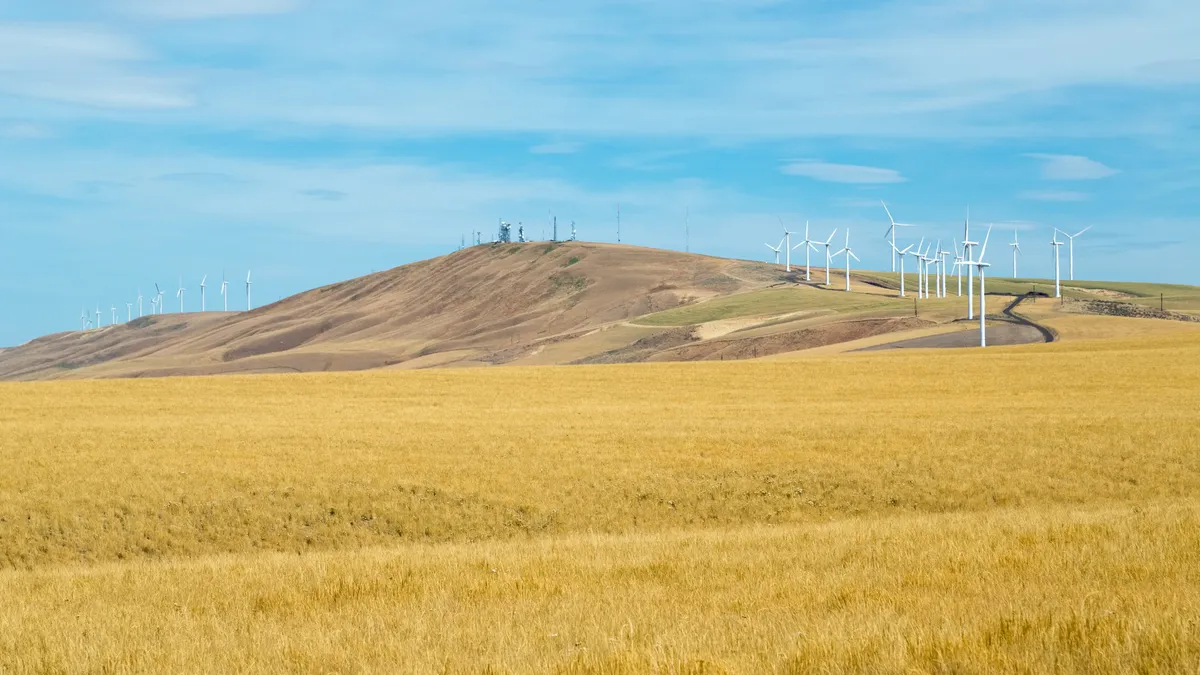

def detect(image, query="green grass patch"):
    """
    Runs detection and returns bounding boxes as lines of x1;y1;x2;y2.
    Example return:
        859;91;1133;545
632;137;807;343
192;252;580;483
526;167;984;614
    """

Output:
633;287;904;326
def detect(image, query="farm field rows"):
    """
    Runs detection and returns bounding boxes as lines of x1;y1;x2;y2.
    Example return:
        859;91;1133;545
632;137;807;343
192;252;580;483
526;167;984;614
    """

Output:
1;330;1199;672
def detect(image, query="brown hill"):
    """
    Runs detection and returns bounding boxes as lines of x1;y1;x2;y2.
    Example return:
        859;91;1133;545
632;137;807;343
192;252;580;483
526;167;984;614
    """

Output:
0;242;801;381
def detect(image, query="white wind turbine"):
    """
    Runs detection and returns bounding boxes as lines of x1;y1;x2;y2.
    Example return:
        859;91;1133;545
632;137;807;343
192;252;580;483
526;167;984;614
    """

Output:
80;308;88;331
154;283;164;315
137;288;143;318
95;305;102;328
765;238;783;265
833;229;860;292
126;303;132;322
819;229;838;286
954;240;964;297
1009;230;1022;278
1061;226;1091;280
962;210;978;319
922;240;940;299
245;270;252;310
176;276;186;313
779;221;794;273
881;201;916;273
906;238;925;299
894;243;914;297
199;275;207;312
938;241;952;298
111;305;117;326
791;221;818;282
220;274;229;312
1051;231;1065;298
956;225;994;348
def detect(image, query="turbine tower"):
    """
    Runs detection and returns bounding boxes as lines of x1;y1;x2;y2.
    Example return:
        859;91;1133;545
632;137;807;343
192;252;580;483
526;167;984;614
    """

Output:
126;303;132;322
95;305;102;329
1051;232;1065;298
954;240;964;297
220;274;229;312
137;289;143;318
963;210;978;320
938;241;952;298
199;275;207;312
176;277;186;314
245;270;252;311
819;229;838;286
833;229;860;292
881;201;916;273
154;283;164;315
894;244;914;297
765;237;783;265
791;221;818;282
780;222;794;273
1062;226;1091;280
80;308;88;331
906;238;925;299
1009;230;1022;278
956;225;994;347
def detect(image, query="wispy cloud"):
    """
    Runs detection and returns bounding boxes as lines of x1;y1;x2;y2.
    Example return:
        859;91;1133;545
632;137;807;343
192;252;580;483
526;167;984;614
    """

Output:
782;161;905;184
0;23;190;109
116;0;300;19
300;188;347;201
529;141;582;155
1019;189;1092;202
0;123;52;139
1024;154;1119;181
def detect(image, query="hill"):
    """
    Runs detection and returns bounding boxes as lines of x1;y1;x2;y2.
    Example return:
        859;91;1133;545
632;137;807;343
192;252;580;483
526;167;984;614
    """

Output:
3;242;1197;381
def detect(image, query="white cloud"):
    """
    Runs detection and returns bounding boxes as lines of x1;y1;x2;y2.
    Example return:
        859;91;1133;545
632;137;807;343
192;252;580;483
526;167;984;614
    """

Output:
1024;154;1119;181
116;0;299;19
1019;189;1092;202
0;23;190;109
529;141;582;155
782;161;905;184
0;123;52;139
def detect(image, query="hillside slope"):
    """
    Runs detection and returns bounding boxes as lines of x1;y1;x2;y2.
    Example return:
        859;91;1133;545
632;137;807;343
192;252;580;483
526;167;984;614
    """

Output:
0;242;793;380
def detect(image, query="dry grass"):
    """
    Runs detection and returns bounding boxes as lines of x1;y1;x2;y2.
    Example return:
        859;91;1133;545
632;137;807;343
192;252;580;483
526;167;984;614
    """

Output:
1;330;1199;672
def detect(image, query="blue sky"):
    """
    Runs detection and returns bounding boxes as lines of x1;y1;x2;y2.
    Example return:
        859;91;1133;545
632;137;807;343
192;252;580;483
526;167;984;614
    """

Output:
2;0;1199;346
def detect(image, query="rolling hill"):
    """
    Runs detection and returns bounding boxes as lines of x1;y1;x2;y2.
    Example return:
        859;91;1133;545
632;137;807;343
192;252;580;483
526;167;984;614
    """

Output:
2;241;1196;381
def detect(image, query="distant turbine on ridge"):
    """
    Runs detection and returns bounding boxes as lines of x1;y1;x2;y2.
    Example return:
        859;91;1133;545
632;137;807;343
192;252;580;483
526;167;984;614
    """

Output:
1061;226;1091;281
881;201;916;273
1051;231;1065;298
176;276;186;314
245;270;252;311
819;229;838;286
199;275;207;313
1009;230;1022;278
833;229;860;292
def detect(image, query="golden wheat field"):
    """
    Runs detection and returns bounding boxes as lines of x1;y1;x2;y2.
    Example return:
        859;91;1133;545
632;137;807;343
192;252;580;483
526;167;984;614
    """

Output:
2;331;1199;673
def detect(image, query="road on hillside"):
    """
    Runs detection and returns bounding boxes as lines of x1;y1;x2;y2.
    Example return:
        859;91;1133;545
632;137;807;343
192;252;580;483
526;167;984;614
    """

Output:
857;295;1054;351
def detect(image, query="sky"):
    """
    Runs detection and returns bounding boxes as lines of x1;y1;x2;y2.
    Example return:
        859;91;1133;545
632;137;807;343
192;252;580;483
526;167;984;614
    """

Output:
2;0;1199;346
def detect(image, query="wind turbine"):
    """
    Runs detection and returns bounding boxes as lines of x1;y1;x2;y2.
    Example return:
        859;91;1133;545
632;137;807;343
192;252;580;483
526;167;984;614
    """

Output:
778;221;794;273
819;229;838;286
137;289;143;318
791;221;818;282
1061;226;1091;280
954;240;964;297
176;277;186;313
80;308;88;331
245;270;252;311
1051;231;1065;298
894;244;914;297
95;305;102;329
111;305;117;325
956;225;994;347
199;275;207;312
881;201;916;273
938;241;953;298
765;238;783;265
906;238;925;299
833;230;860;292
922;240;940;299
963;210;978;320
220;274;229;312
154;283;164;315
126;303;132;322
1009;230;1022;278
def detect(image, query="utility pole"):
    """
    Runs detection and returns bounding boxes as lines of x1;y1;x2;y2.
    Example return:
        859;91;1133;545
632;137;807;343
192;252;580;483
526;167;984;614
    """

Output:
553;215;558;242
